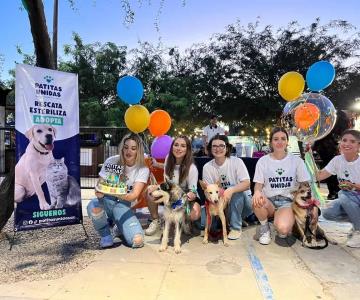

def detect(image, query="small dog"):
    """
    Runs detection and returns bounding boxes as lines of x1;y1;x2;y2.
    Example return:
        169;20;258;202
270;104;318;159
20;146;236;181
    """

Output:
292;182;337;249
15;125;56;210
148;179;189;254
199;180;229;246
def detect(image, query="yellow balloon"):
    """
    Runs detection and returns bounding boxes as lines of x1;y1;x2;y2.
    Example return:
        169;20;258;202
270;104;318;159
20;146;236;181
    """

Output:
278;71;305;101
124;105;150;133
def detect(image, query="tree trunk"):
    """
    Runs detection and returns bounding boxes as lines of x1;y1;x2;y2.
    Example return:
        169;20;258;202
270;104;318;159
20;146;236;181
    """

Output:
24;0;55;69
53;0;58;69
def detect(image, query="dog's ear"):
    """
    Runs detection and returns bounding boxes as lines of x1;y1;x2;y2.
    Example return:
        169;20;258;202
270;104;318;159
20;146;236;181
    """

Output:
164;176;174;188
51;126;57;138
149;173;157;185
215;180;221;188
25;126;34;140
199;180;208;191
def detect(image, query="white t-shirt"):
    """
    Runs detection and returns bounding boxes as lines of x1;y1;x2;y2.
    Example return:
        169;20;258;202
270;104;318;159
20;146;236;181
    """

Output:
253;153;310;199
202;156;250;190
164;156;198;192
99;155;150;205
325;155;360;184
203;125;225;144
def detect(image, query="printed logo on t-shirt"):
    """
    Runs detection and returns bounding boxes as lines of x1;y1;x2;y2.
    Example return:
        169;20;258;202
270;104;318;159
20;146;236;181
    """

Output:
276;168;285;175
344;170;350;178
268;176;293;189
105;163;124;174
220;174;231;189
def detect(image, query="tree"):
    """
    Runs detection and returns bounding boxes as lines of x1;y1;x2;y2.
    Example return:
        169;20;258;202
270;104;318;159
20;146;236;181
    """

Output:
185;19;360;134
59;33;128;126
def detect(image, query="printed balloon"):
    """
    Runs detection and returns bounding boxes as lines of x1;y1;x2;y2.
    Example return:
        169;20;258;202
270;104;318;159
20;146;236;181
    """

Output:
281;93;337;143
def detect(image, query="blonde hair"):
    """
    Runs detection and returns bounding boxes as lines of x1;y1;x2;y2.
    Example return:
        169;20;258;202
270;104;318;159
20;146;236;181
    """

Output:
118;133;145;168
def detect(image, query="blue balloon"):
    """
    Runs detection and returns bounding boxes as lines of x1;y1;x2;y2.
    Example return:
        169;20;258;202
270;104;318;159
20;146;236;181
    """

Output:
116;75;144;104
306;61;335;92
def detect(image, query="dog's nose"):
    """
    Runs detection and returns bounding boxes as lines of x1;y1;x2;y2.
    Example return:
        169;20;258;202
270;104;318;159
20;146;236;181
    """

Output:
45;134;53;143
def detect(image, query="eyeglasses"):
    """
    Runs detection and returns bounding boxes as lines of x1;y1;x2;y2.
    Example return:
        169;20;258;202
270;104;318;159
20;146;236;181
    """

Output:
212;144;226;149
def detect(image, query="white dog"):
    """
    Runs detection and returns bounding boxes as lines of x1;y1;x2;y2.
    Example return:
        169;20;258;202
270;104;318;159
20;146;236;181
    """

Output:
15;125;56;210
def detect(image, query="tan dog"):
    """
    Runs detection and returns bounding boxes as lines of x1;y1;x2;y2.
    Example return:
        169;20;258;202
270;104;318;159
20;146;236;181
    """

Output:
199;180;229;246
148;179;189;254
15;125;56;210
292;182;337;249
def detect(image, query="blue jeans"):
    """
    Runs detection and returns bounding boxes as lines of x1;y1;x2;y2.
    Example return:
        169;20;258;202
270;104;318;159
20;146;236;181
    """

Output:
322;190;360;230
200;191;253;231
228;191;253;230
87;196;144;247
268;195;292;209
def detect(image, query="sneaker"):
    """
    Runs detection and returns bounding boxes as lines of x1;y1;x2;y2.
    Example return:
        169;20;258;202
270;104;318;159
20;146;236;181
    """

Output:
112;225;122;243
258;224;271;245
346;231;360;248
228;229;242;240
100;235;114;248
145;219;161;236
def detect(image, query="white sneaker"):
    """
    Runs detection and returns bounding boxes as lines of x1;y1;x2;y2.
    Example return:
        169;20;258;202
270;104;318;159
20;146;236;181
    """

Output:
259;224;271;245
346;230;360;248
145;219;161;236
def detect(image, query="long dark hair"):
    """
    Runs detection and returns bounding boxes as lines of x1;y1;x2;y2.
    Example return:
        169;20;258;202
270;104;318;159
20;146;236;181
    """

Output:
165;135;194;185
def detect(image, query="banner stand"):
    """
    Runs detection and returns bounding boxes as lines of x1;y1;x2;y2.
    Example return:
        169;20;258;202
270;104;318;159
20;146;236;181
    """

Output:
8;222;89;251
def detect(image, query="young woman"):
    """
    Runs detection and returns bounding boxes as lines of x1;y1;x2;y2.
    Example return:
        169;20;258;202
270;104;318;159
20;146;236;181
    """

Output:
252;127;310;245
87;133;150;248
146;135;201;235
202;134;252;240
317;129;360;248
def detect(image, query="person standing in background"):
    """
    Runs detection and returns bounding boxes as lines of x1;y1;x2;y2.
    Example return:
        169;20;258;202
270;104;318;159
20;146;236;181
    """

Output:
202;115;225;156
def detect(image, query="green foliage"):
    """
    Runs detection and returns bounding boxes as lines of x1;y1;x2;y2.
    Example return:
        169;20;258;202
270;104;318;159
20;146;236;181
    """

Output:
58;33;128;125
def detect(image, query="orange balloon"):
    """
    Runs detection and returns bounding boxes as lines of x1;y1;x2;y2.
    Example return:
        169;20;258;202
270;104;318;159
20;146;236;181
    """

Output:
148;110;171;137
294;103;320;130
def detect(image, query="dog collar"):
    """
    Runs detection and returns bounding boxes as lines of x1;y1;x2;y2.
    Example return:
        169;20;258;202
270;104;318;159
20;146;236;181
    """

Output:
171;196;186;210
33;145;50;155
296;198;320;209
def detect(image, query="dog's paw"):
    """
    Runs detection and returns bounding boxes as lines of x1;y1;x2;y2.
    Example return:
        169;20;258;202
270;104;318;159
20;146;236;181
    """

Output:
223;240;230;247
40;202;51;210
159;245;167;252
202;239;209;244
174;247;182;254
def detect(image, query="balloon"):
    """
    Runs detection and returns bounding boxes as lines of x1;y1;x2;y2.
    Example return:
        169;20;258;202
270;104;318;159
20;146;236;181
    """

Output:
294;103;320;130
278;71;305;101
148;110;172;137
117;75;144;104
151;135;173;159
306;61;335;92
124;105;150;133
281;93;337;143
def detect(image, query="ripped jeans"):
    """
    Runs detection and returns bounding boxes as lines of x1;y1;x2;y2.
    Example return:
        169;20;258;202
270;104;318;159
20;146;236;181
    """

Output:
87;195;144;247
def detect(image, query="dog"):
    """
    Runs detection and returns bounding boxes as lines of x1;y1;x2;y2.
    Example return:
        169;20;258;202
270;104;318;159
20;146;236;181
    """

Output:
148;179;189;254
292;182;337;249
199;180;229;246
15;125;56;210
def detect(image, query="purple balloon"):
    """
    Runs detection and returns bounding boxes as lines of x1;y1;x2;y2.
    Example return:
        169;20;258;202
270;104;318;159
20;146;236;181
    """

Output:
151;135;173;159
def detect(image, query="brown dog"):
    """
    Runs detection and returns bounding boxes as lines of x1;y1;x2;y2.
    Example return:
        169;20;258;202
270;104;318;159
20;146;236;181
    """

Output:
292;182;337;249
199;180;229;246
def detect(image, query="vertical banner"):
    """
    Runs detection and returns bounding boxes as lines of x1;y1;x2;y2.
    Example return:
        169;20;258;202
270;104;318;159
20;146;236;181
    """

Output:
14;64;82;231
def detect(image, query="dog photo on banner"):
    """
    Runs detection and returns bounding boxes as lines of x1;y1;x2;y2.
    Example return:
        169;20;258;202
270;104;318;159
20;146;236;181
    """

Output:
14;64;82;232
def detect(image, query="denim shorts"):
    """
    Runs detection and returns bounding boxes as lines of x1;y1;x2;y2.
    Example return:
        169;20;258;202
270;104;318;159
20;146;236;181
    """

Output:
268;195;292;209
